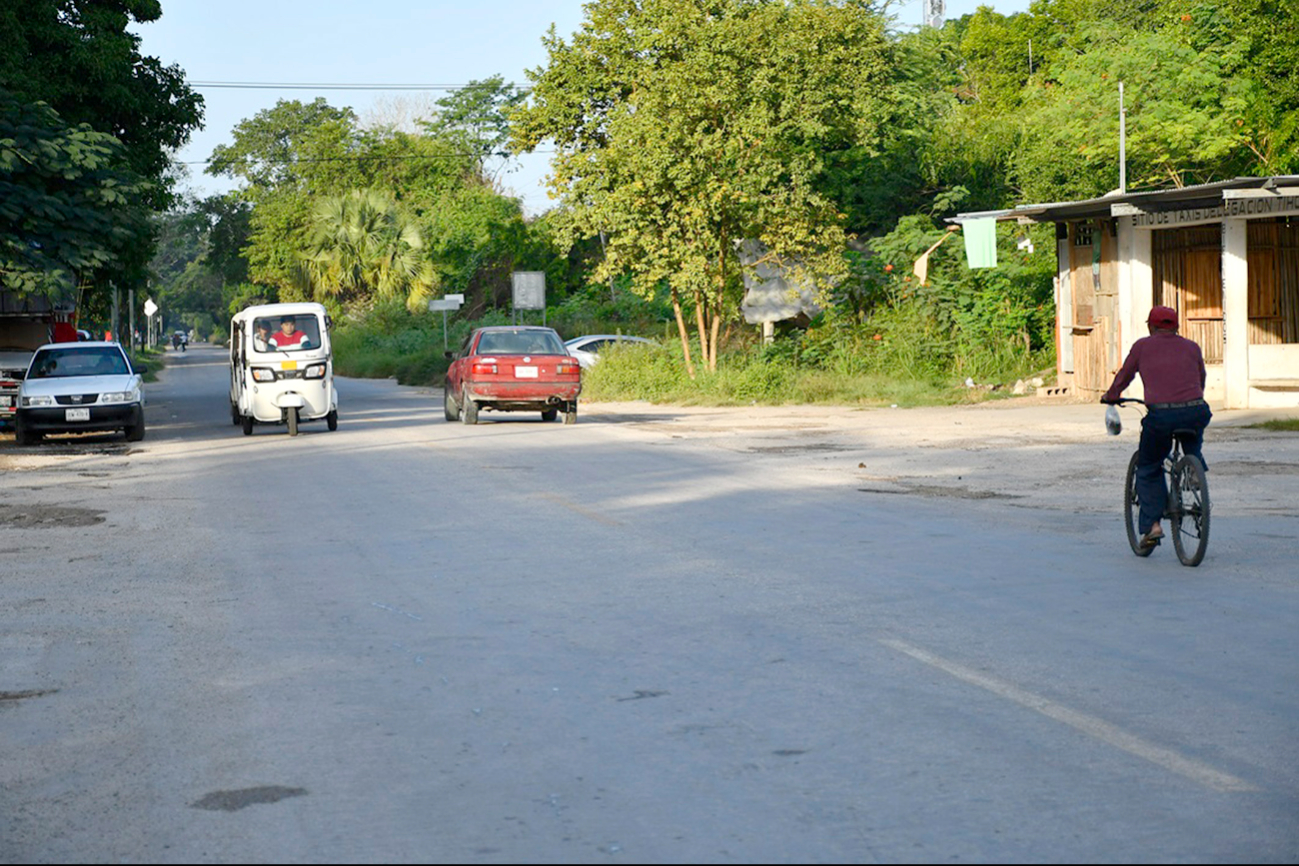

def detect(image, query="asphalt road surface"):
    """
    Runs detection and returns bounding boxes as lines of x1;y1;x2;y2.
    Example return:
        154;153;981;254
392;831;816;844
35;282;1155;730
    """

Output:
1;344;1296;863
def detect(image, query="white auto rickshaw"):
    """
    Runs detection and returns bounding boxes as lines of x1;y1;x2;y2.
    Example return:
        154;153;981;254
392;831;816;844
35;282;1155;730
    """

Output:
229;303;338;436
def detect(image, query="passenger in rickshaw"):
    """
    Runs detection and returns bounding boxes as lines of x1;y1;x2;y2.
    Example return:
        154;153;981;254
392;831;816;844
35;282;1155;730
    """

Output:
269;315;310;350
253;320;273;351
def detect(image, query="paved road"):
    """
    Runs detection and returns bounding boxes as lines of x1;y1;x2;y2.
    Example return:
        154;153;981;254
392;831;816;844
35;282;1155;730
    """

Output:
1;345;1296;863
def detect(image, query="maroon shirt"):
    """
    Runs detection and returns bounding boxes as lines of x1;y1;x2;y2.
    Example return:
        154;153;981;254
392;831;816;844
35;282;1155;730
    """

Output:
1103;330;1206;404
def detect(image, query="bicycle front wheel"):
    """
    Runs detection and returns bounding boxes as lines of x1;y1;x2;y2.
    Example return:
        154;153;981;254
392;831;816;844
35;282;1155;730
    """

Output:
1170;454;1210;567
1124;451;1153;557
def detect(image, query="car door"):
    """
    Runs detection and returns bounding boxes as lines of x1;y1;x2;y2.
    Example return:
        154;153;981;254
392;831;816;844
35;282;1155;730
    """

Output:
446;331;475;400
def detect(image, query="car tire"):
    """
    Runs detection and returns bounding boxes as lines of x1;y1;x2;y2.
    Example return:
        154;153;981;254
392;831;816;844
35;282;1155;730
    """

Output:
326;410;338;431
241;413;254;436
124;416;146;442
563;401;578;425
14;422;39;446
287;407;299;437
541;408;558;422
231;403;240;426
461;392;478;425
444;387;460;422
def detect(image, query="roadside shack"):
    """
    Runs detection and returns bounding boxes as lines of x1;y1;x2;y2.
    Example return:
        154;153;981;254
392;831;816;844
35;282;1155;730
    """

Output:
956;177;1299;409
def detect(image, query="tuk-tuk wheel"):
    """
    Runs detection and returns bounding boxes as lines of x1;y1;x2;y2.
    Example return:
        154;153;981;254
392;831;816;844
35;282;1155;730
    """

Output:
287;407;299;437
241;413;253;436
327;410;338;431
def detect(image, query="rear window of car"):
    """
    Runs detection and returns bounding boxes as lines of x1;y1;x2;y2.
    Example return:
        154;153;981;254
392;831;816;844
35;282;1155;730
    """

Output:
475;330;565;355
28;346;128;378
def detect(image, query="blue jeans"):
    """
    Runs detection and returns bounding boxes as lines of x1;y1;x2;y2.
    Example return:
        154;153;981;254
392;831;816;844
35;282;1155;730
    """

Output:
1136;403;1212;533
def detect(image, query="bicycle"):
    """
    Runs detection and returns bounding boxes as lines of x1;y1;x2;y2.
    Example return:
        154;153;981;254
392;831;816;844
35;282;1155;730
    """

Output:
1112;398;1210;566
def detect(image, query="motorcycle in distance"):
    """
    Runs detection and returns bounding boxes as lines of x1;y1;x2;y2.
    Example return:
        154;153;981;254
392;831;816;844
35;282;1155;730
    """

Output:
228;303;338;437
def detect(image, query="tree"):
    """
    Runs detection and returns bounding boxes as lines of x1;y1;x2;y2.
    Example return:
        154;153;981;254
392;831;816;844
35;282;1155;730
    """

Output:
423;75;529;166
513;0;894;375
0;0;203;201
0;89;148;299
298;189;436;313
1010;21;1254;199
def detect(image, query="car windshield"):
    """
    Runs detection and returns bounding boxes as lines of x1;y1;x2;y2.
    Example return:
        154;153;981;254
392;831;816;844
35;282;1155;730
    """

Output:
29;346;128;379
475;330;565;355
253;315;323;353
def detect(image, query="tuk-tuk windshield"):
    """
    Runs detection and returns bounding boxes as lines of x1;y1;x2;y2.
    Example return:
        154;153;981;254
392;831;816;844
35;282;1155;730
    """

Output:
252;315;323;353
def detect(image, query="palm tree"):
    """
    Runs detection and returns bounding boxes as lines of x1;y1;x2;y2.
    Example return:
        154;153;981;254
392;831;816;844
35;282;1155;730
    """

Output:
298;189;437;311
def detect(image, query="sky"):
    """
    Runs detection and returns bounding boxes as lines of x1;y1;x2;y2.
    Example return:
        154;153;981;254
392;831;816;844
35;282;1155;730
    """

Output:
132;0;1031;217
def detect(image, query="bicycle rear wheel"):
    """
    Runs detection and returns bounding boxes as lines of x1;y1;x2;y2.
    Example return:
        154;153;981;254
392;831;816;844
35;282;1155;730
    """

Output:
1170;454;1209;566
1124;451;1154;557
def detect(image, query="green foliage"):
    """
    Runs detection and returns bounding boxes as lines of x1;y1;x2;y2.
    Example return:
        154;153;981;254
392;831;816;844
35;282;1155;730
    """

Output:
423;75;529;162
0;0;203;202
0;0;202;307
0;90;149;297
513;0;895;370
299;189;436;313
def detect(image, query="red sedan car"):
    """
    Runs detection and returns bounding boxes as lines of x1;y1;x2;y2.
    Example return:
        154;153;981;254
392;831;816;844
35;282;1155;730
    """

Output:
444;326;582;424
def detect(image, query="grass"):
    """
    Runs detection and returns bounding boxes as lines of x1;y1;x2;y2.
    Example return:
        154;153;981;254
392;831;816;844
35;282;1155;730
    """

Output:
579;342;1028;407
331;302;1056;408
1245;418;1299;432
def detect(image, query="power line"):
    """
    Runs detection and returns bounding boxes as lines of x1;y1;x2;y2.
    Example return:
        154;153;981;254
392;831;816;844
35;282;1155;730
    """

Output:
190;80;531;92
178;150;553;166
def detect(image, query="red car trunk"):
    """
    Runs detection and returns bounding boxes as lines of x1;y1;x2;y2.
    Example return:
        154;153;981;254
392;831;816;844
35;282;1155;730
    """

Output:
446;326;583;424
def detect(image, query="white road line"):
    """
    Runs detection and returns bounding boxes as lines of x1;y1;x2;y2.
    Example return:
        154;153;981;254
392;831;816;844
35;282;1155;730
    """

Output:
878;637;1257;793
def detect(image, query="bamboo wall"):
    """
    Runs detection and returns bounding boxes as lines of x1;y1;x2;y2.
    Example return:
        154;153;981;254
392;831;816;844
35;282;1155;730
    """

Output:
1246;220;1299;344
1152;226;1223;363
1068;220;1120;395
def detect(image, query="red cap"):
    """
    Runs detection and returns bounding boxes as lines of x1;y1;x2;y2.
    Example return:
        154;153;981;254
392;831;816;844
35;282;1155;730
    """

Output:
1147;305;1178;328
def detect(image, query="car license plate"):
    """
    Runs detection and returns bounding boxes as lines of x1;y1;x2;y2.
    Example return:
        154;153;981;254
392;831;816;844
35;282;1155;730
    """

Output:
281;360;298;371
515;366;538;378
66;408;91;421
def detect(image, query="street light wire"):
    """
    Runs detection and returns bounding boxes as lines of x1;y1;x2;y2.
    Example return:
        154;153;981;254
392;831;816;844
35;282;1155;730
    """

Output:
190;80;532;92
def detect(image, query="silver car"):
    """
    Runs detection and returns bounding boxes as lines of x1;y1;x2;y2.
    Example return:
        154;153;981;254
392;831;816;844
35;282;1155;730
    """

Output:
563;334;654;369
14;342;145;445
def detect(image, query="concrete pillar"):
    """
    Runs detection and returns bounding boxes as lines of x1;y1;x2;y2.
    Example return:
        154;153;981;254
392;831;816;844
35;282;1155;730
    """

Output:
1221;218;1250;409
1127;226;1153;357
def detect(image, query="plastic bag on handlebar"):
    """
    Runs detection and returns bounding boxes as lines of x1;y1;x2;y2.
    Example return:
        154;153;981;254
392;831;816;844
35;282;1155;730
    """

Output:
1105;404;1122;436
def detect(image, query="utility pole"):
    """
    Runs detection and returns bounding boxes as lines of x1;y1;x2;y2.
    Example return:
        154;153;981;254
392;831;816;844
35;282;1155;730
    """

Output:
127;289;136;358
1119;82;1127;194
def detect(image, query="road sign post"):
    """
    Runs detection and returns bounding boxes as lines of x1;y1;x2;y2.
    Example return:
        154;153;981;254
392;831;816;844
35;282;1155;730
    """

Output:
428;294;465;352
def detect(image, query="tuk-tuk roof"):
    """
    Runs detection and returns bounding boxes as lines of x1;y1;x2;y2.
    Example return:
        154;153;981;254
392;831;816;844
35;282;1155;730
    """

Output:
232;302;329;324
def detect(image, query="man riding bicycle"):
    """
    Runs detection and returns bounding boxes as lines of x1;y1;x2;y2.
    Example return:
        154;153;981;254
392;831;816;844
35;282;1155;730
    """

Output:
1101;305;1211;550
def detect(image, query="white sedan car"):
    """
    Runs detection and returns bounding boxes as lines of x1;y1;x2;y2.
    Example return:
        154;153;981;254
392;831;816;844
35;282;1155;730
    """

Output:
563;334;655;369
14;342;145;445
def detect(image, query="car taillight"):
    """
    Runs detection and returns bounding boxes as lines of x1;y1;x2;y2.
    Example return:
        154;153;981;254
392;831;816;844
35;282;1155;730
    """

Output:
471;362;498;375
557;359;580;375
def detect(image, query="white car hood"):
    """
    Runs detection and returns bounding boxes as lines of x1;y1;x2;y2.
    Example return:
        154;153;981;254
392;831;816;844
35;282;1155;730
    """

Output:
20;374;142;399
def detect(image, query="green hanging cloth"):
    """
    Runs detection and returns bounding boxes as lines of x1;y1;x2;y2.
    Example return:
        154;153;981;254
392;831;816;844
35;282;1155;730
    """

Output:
963;218;998;269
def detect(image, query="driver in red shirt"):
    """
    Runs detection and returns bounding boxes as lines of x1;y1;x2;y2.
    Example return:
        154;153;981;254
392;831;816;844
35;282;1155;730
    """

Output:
1101;305;1211;550
268;316;310;350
